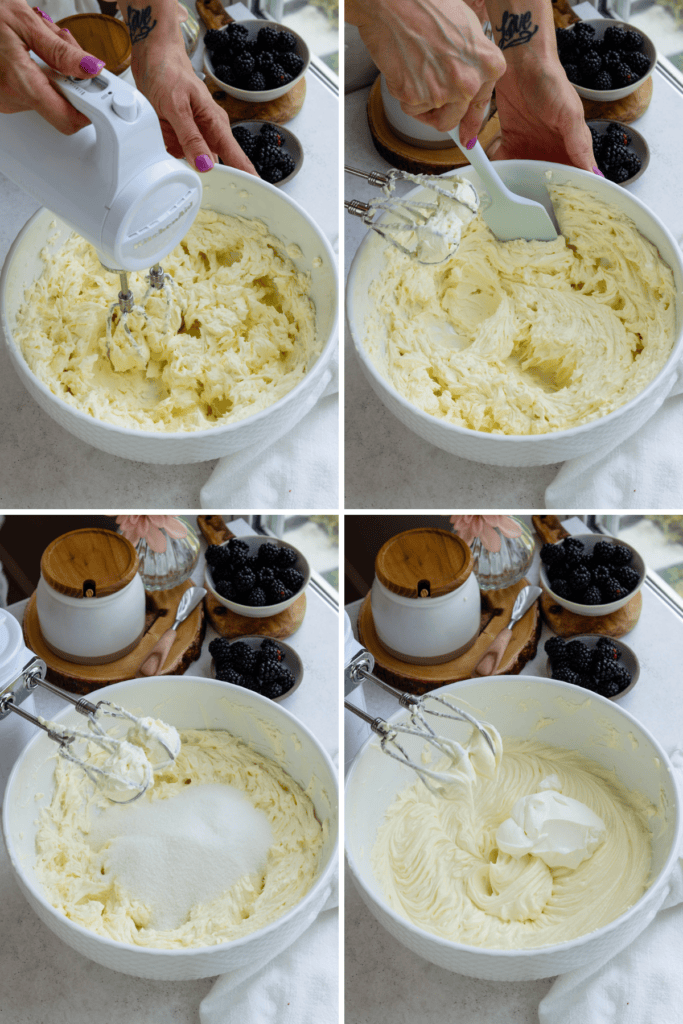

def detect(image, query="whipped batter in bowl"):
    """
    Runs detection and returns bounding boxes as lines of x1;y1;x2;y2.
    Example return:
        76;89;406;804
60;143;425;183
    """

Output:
346;676;681;980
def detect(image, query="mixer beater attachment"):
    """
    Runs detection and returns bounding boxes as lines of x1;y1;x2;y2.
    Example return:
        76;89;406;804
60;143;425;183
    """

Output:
105;263;183;356
345;650;498;795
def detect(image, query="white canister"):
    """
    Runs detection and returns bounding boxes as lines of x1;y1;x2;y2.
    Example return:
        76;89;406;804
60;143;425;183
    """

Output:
371;528;480;664
36;529;145;664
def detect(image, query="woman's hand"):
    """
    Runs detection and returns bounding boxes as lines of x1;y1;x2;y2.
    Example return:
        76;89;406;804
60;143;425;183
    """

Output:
347;0;506;145
0;0;105;133
488;52;597;171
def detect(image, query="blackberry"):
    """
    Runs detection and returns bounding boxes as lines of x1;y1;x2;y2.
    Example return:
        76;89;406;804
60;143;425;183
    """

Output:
228;537;250;560
613;62;637;87
246;72;267;91
214;64;236;86
233;53;256;82
261;638;285;660
553;665;583;686
256;25;279;50
226;21;249;44
232;125;253;146
601;141;628;170
556;27;576;55
545;636;566;659
603;50;622;70
215;664;247;686
551;578;571;598
206;543;230;569
623;151;642;177
565;640;592;672
268;62;291;87
625;51;650;78
208;636;234;661
591;652;616;685
624;29;644;51
204;29;226;50
275;30;297;52
593;70;613;91
277;153;295;177
603;25;627;50
567;566;592;598
548;562;569;585
281;567;304;591
611;663;632;691
579;51;602;81
226;641;257;674
258;542;281;566
234;567;256;595
256;567;276;586
564;64;581;85
280;51;304;76
267;578;288;603
593;564;610;583
596;639;620;663
605;123;631;148
256;652;282;683
593;540;616;564
233;129;257;160
277;547;298;569
602;577;626;602
540;543;564;566
606;164;631;185
215;578;237;600
595;678;621;698
611;544;632;566
583;586;603;605
563;537;585;557
260;123;285;146
256;51;275;70
248;587;267;606
263;680;286;699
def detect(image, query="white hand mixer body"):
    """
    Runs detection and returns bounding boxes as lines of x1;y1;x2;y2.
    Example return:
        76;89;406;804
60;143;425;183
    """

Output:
0;62;202;339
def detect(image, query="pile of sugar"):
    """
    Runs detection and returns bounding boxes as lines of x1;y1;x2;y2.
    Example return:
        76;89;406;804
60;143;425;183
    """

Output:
88;783;273;931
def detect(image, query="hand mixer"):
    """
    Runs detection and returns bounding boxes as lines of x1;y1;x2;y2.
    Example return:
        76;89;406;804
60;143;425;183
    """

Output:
344;615;498;794
0;609;179;803
0;60;202;342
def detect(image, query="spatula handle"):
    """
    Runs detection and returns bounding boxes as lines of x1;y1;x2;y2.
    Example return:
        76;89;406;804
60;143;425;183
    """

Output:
139;629;176;676
475;627;513;676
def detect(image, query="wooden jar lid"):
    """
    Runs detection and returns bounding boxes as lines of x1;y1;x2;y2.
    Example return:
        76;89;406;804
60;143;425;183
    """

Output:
56;14;132;76
375;528;473;598
41;529;139;598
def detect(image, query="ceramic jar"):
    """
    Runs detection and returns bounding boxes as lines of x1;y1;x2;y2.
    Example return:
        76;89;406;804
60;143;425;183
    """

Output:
36;528;145;664
371;528;481;664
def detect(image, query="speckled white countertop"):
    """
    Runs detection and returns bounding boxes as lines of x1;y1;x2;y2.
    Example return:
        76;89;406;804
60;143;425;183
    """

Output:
0;518;339;1023
0;5;338;509
344;4;683;509
344;517;683;1022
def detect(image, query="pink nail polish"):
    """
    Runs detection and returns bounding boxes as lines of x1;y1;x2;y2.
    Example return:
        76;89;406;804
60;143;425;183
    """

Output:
466;138;477;150
61;27;71;34
195;154;214;172
593;166;605;177
35;7;54;22
79;55;106;75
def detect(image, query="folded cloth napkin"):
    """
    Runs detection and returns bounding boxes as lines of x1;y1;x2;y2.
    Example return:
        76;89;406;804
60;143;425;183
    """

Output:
539;749;683;1024
546;347;683;508
200;350;338;508
199;876;338;1024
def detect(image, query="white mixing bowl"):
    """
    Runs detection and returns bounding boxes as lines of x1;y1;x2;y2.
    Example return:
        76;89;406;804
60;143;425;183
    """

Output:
347;161;683;466
1;166;338;464
2;675;338;979
346;675;681;980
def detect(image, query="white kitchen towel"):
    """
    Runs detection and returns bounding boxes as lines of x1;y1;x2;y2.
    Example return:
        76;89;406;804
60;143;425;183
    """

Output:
200;350;338;508
545;329;683;509
539;748;683;1024
199;879;338;1024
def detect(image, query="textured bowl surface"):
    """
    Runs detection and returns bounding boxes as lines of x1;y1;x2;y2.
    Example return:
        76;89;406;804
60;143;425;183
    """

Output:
211;636;304;701
544;634;640;700
567;20;656;103
204;19;310;102
230;120;304;185
1;165;337;464
204;535;310;617
346;675;681;980
588;119;650;187
539;533;645;616
347;160;683;467
3;675;337;979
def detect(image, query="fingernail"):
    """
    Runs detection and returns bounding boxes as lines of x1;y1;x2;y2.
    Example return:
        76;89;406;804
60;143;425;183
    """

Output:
195;154;214;172
593;166;605;177
466;137;477;151
35;7;54;22
79;55;106;75
61;27;71;34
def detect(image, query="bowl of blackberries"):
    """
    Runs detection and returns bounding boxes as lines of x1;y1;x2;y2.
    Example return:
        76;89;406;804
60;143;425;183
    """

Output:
556;19;656;102
588;119;649;186
204;19;310;102
230;121;303;186
545;634;639;700
205;535;310;618
539;534;645;616
209;635;303;701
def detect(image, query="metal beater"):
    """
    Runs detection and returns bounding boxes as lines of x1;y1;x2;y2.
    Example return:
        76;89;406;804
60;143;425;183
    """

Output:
105;263;183;355
345;638;498;795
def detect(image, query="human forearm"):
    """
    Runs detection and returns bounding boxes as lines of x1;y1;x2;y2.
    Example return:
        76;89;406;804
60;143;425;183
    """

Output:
117;0;184;61
485;0;557;63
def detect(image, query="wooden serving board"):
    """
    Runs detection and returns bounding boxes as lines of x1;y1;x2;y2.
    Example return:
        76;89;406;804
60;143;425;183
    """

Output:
197;515;307;640
357;578;541;695
532;515;643;637
22;580;205;695
367;75;501;175
552;0;653;124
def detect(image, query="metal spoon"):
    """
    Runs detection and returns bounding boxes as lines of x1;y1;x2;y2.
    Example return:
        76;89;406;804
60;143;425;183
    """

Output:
474;585;542;676
138;586;206;676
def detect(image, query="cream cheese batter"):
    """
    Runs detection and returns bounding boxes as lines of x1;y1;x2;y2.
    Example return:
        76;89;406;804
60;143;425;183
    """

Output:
372;737;652;949
35;728;324;948
15;210;318;432
363;182;677;435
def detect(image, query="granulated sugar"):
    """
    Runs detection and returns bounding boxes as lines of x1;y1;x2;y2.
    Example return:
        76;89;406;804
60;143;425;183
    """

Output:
88;783;273;930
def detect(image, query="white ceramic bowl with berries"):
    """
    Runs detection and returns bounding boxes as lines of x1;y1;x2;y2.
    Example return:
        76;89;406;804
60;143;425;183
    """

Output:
539;534;646;617
210;636;304;702
544;634;640;700
558;19;656;102
204;19;310;103
204;535;311;618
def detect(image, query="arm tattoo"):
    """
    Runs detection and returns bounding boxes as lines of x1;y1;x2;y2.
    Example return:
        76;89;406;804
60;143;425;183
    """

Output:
495;10;539;49
126;5;158;44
